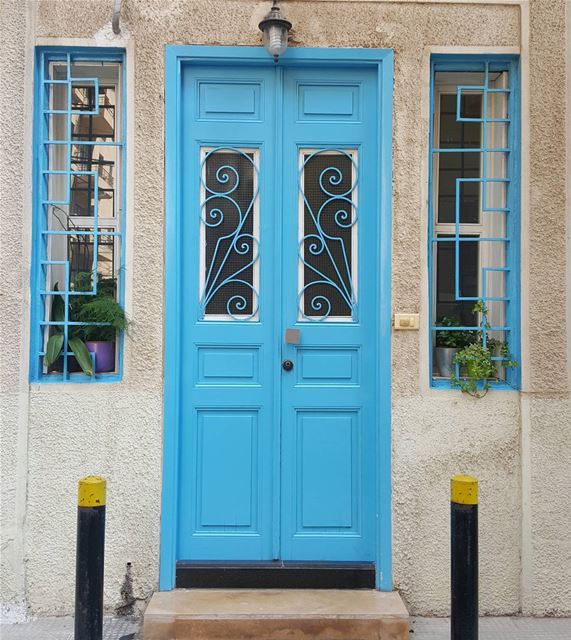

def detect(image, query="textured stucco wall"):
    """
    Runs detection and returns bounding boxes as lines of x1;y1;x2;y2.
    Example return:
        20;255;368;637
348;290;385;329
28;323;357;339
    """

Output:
0;0;33;624
0;0;569;619
523;0;571;614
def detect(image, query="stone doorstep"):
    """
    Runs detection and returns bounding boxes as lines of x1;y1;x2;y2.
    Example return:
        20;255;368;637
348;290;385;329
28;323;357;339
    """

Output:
143;589;409;640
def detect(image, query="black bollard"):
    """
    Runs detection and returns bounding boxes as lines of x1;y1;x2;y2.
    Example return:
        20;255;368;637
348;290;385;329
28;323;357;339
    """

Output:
75;476;106;640
451;475;478;640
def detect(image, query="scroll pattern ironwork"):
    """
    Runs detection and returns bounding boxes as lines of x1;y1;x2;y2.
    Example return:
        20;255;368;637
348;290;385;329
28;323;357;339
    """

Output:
200;148;259;320
299;149;358;321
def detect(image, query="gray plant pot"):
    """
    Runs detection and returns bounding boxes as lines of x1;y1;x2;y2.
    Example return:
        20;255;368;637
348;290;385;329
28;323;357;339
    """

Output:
435;347;459;378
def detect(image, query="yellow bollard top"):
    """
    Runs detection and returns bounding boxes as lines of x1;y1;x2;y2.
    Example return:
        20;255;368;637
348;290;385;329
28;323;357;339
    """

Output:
451;475;478;505
78;476;106;507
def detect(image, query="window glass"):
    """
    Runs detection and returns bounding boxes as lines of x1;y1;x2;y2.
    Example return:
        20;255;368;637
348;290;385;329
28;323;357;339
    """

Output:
435;236;478;325
437;92;482;224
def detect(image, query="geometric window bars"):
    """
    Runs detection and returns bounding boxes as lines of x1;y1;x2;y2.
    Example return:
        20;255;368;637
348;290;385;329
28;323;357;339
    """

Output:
30;49;125;381
429;56;520;389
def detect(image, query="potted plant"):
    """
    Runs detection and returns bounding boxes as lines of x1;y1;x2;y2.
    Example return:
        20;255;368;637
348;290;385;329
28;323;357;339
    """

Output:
434;316;475;378
450;300;518;397
44;273;128;376
44;316;96;376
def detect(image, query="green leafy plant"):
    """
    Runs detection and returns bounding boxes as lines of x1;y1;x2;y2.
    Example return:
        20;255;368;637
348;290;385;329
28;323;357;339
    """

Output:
435;316;476;348
450;300;517;397
43;273;128;376
71;274;128;342
451;343;496;397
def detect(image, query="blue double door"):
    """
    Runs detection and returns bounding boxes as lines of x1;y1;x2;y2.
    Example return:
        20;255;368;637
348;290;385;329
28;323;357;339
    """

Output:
178;61;380;563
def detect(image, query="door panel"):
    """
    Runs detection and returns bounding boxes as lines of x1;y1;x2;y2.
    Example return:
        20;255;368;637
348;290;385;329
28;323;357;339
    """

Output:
178;62;379;563
178;65;276;560
280;67;378;561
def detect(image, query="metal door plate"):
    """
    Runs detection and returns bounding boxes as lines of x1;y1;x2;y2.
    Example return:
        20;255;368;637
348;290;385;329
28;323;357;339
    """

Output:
285;328;301;344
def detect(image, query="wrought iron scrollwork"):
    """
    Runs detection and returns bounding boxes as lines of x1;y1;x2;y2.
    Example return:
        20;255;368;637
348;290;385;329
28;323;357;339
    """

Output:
298;149;358;321
200;148;259;320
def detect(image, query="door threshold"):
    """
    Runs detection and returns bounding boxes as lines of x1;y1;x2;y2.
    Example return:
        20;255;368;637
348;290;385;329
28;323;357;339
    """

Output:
175;561;376;589
144;589;409;639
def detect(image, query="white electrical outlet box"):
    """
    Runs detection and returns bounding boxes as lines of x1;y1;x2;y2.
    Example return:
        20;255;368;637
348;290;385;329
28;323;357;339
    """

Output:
394;313;420;330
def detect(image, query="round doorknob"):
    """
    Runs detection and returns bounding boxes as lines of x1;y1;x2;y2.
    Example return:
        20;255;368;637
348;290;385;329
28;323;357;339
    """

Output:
282;359;294;371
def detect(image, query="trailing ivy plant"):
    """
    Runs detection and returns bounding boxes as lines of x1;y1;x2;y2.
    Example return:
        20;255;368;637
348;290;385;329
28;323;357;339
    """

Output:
450;300;518;398
43;273;128;376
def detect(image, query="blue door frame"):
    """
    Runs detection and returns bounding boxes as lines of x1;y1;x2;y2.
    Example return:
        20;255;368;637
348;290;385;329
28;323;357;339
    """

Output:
161;45;393;591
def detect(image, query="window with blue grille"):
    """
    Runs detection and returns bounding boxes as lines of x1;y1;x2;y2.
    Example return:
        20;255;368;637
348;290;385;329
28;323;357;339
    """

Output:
30;48;126;382
429;55;520;389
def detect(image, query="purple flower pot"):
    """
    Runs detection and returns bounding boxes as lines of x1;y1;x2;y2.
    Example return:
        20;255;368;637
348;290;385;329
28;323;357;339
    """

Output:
85;341;116;373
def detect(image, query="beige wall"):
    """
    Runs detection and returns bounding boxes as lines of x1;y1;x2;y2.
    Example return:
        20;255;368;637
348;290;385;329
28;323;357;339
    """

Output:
1;0;569;619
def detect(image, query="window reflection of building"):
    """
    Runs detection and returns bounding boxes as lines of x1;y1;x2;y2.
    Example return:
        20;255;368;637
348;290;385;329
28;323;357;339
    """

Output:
48;63;121;292
69;229;116;279
70;85;116;221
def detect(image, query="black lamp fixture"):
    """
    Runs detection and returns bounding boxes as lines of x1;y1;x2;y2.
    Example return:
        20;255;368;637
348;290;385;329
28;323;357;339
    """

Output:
258;1;292;63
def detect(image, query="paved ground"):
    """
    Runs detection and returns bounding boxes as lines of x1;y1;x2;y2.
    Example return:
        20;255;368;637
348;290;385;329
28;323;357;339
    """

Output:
0;617;140;639
1;615;571;639
410;616;571;639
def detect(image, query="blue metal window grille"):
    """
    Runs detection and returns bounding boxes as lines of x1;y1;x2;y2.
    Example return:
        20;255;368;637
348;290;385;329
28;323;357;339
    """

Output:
30;48;126;382
428;55;520;389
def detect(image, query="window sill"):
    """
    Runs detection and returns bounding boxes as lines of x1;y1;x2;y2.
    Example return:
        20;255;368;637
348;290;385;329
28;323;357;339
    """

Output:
30;372;123;384
430;377;517;391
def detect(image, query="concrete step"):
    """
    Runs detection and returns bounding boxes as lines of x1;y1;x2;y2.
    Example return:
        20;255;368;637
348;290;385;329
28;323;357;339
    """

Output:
143;588;409;640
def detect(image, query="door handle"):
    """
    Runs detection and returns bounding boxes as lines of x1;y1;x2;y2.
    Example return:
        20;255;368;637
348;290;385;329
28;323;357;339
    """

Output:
282;360;294;372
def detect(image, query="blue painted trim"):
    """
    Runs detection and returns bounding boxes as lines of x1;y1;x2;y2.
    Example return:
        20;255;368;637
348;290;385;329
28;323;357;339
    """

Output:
30;47;126;383
431;379;514;391
165;45;394;65
376;48;394;592
427;59;437;390
428;54;521;390
29;48;43;384
160;46;182;590
161;45;394;592
506;56;522;390
31;46;125;59
272;65;284;561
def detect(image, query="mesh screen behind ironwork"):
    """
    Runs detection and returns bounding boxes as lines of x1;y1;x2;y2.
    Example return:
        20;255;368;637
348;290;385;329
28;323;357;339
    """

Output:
302;152;354;318
203;151;256;317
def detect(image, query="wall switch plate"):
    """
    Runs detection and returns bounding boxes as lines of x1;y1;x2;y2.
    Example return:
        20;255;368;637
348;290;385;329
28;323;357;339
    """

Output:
394;313;420;330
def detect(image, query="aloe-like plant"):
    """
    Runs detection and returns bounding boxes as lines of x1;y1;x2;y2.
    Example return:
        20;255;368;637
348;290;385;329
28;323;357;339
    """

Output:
43;274;128;376
450;300;518;397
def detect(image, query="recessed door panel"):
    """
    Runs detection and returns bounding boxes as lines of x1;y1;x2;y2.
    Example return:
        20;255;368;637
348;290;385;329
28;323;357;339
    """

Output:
298;348;358;384
197;346;260;384
298;412;358;530
197;411;257;529
198;82;262;120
